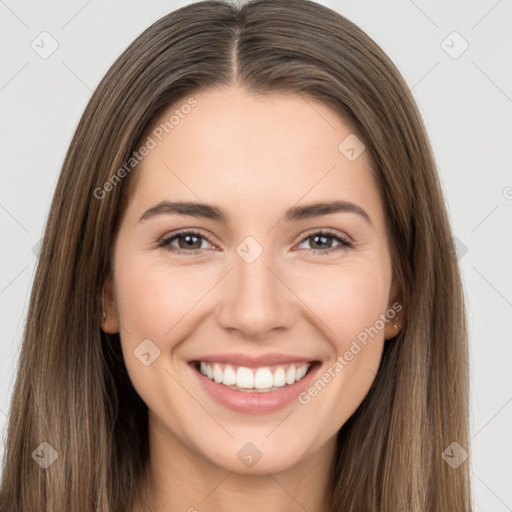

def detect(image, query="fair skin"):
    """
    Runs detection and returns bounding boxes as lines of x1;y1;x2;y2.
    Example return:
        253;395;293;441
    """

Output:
104;84;402;512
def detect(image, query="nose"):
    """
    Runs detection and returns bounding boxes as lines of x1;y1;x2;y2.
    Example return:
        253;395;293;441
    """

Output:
215;249;296;339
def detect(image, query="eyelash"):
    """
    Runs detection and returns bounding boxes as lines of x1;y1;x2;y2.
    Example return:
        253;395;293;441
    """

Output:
157;228;353;256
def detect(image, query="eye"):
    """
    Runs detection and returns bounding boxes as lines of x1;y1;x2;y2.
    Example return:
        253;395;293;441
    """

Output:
295;229;352;255
157;228;353;256
158;230;216;255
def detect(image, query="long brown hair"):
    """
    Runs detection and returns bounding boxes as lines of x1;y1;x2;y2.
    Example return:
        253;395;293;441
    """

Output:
0;1;472;510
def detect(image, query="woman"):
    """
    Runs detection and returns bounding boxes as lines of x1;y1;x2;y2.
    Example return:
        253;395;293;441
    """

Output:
0;0;473;510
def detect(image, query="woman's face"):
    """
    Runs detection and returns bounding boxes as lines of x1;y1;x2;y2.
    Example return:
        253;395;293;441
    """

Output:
106;85;401;475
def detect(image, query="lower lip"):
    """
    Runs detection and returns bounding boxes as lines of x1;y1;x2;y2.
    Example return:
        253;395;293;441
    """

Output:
189;361;321;415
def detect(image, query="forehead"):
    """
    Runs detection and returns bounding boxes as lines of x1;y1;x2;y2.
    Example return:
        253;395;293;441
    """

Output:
124;86;384;229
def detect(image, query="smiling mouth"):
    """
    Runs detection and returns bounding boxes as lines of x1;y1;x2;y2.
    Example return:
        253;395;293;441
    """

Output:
190;360;319;393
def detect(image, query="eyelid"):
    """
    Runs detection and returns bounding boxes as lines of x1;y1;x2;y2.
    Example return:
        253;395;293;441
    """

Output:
297;227;352;245
157;228;218;249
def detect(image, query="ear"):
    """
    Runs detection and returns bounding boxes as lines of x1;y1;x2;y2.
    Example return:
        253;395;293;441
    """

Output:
101;276;120;334
384;275;404;340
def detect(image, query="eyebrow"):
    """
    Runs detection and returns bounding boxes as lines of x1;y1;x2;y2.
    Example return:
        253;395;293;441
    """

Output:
138;200;373;226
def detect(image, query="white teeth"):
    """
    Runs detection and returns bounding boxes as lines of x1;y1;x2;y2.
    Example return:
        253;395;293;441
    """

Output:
286;365;296;385
254;367;274;389
273;367;286;387
236;367;254;389
296;365;308;381
213;363;223;383
197;361;312;390
222;364;236;385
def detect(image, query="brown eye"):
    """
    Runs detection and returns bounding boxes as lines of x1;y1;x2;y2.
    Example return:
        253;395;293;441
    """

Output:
158;230;215;254
296;230;352;254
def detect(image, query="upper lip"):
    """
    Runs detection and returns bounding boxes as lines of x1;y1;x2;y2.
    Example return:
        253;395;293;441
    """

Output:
189;353;318;368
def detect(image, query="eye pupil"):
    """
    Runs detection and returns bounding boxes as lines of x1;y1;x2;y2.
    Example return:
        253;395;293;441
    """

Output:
180;234;201;250
311;234;332;250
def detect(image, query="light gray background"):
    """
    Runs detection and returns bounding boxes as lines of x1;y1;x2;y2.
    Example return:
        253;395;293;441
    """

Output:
0;0;511;510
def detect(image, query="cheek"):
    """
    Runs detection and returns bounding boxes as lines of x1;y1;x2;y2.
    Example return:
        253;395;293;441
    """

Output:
291;261;392;432
336;271;388;348
111;253;206;416
114;249;391;350
113;253;204;345
294;259;391;351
